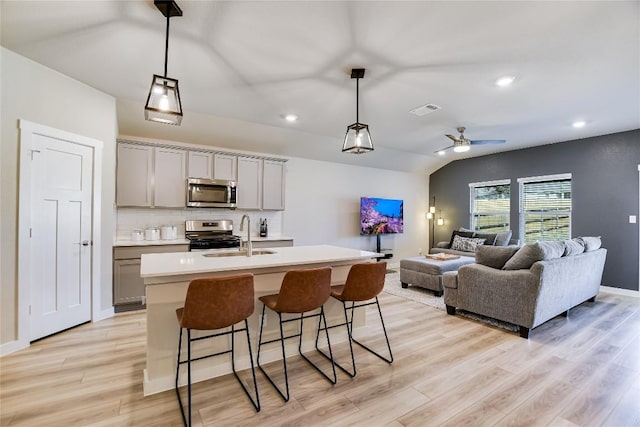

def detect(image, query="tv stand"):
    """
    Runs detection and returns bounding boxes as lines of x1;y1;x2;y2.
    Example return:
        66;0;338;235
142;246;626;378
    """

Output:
375;234;393;261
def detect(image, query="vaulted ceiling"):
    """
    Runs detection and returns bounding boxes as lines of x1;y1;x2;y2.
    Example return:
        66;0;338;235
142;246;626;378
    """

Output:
2;1;639;173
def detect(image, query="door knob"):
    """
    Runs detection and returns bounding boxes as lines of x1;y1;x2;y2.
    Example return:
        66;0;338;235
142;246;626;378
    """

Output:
82;240;89;246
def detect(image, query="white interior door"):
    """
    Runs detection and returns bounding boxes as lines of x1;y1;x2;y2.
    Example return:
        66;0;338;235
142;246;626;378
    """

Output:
30;133;93;341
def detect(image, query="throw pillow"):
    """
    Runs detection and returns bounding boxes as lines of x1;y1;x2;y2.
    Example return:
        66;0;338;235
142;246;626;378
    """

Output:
449;230;474;248
475;245;520;269
537;240;565;260
502;243;543;270
473;232;498;246
495;230;513;246
578;236;602;252
563;239;585;256
450;235;486;252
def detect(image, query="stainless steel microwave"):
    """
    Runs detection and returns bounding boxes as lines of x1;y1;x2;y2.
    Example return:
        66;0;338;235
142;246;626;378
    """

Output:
186;178;237;208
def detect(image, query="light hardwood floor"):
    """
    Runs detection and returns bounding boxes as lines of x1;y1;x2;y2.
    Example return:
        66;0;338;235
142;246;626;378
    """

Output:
1;291;639;426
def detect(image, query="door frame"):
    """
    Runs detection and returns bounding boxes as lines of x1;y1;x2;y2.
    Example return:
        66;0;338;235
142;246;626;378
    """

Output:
17;119;103;349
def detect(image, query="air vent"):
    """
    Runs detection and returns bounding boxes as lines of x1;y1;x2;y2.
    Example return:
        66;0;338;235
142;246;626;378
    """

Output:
409;103;441;116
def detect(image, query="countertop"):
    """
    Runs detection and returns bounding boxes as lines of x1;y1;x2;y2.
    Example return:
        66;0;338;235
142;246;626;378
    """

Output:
113;235;294;247
140;244;379;279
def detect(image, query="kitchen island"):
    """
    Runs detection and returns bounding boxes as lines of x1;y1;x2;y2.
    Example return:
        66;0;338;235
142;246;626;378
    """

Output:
140;245;379;396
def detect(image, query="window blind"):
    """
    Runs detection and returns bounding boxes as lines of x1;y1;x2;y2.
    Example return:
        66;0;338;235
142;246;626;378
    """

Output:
520;178;571;242
470;183;510;232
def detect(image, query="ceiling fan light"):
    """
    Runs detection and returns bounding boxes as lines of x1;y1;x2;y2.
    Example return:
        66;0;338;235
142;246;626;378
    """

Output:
496;76;515;87
453;144;470;153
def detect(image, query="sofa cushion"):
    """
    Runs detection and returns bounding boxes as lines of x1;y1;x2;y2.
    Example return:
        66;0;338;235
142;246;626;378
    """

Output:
473;232;498;246
563;239;585;256
537;240;565;260
577;236;602;252
449;230;474;248
451;235;486;252
495;230;513;246
475;245;520;269
502;243;543;270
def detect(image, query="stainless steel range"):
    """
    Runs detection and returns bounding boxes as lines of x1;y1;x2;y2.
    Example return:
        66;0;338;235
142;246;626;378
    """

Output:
185;219;241;251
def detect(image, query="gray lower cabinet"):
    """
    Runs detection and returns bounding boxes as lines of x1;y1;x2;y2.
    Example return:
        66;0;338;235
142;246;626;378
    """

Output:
113;244;189;311
252;239;293;248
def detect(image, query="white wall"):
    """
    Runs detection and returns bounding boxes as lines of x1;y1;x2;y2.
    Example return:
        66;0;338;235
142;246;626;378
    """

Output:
0;48;117;346
283;157;430;265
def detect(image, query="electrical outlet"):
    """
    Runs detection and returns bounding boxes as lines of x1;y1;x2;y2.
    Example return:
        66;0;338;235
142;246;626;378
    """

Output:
630;215;637;224
418;248;423;256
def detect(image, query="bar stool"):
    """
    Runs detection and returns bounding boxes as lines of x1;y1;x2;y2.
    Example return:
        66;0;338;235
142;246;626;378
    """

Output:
175;274;260;426
256;267;336;402
317;262;393;377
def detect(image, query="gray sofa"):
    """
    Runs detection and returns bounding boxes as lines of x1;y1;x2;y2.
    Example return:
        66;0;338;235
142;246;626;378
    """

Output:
443;238;607;338
431;228;519;257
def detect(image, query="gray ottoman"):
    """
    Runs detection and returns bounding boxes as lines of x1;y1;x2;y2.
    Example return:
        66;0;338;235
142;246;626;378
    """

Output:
400;256;475;296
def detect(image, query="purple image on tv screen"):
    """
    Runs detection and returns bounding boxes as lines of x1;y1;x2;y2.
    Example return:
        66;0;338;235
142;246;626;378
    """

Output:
360;197;404;235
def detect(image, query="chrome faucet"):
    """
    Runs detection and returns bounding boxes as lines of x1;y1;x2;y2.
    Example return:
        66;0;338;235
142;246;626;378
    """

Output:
239;214;252;257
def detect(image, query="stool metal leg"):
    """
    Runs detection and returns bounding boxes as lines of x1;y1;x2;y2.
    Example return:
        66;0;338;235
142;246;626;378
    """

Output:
175;327;188;426
315;301;357;377
257;307;291;402
350;297;394;364
230;321;261;411
297;307;337;385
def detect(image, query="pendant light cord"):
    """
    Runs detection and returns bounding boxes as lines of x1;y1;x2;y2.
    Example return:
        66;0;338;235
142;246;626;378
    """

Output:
163;13;170;78
356;77;359;124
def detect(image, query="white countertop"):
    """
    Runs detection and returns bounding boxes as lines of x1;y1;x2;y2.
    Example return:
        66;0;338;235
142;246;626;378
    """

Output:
113;235;293;247
113;238;190;247
140;244;379;279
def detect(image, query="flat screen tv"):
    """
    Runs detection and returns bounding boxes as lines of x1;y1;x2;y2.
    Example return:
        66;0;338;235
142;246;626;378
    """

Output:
360;197;404;235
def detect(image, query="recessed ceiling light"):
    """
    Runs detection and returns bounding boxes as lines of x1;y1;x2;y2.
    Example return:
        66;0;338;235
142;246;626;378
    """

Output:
572;120;586;128
284;114;298;122
437;150;446;156
496;76;515;87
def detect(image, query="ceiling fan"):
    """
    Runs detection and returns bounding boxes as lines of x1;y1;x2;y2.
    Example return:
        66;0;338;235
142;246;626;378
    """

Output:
435;127;506;155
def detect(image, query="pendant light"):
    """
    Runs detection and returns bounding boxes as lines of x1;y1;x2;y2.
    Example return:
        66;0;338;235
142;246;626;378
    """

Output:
144;0;183;126
342;68;374;154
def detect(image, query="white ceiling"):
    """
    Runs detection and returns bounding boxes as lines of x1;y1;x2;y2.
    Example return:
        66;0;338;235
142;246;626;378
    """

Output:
2;1;639;174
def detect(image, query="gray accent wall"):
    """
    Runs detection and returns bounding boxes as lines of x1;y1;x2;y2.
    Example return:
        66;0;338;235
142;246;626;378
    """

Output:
429;129;640;291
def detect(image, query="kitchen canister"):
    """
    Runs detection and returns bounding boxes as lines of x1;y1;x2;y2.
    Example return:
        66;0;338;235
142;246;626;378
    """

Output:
160;225;178;240
131;229;144;241
144;227;160;241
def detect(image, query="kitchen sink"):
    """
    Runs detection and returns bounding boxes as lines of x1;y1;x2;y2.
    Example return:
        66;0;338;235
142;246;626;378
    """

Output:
203;249;277;258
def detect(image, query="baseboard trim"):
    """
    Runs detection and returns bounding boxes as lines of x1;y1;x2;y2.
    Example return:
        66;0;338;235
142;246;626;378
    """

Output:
600;286;640;298
0;339;29;357
93;307;115;322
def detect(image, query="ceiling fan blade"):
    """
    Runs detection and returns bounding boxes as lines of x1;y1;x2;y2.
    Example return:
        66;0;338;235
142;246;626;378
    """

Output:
469;139;506;145
445;134;458;142
434;145;454;154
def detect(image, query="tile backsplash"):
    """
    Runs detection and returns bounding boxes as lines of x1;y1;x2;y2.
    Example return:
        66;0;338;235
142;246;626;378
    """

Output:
116;208;283;240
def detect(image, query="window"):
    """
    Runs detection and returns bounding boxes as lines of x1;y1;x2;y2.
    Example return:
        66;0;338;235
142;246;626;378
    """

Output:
518;174;572;243
469;179;511;232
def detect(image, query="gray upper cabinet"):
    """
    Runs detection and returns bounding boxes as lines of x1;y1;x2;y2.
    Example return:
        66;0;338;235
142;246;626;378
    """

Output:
237;157;262;209
116;140;285;210
263;160;286;210
154;147;187;207
187;151;213;179
116;143;153;207
117;142;186;207
213;154;237;181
